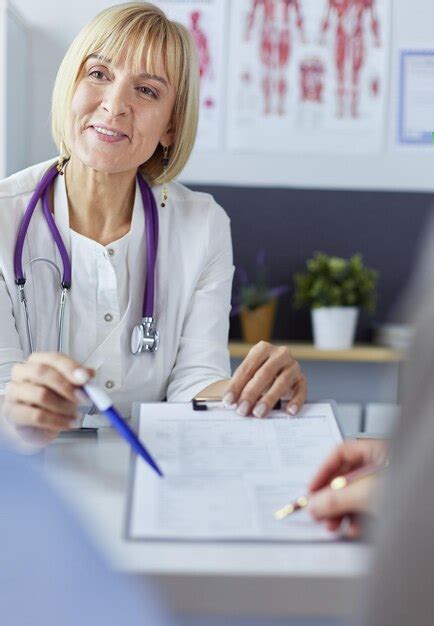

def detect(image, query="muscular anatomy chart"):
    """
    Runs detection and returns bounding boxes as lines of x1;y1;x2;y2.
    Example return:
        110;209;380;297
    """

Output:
245;1;306;117
319;0;382;119
227;0;391;155
157;1;226;150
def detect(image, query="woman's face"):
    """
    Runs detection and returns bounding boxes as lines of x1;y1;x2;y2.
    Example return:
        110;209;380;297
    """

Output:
68;51;176;174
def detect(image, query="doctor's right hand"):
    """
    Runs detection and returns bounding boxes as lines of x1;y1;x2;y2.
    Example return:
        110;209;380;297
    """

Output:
3;353;95;445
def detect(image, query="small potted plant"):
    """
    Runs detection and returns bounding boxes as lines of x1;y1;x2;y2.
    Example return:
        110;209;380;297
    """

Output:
293;252;377;350
232;250;288;344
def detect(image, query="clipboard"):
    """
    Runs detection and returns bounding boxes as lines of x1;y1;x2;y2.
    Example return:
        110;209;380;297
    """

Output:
125;401;343;544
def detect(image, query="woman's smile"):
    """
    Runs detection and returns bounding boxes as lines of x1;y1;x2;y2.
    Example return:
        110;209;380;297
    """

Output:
89;124;129;144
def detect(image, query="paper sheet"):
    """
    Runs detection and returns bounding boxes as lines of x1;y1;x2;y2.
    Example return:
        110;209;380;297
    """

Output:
398;49;434;145
127;403;342;541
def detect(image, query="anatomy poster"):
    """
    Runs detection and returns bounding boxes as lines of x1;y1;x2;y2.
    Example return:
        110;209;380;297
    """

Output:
226;0;391;155
156;0;226;150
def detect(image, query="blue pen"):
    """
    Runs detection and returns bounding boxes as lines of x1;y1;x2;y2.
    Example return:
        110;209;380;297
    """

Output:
82;382;163;477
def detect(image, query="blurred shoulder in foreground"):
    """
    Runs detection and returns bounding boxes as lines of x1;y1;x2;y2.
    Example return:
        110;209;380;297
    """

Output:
0;450;172;626
361;241;434;624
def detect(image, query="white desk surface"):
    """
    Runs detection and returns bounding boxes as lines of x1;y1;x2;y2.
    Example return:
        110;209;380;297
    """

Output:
43;429;371;618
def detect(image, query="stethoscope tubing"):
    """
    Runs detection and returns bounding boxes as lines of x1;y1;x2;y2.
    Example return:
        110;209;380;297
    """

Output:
41;184;72;287
138;175;157;318
13;162;159;355
14;164;59;284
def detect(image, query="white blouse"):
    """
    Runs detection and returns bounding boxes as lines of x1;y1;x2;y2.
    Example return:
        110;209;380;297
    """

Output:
0;159;234;419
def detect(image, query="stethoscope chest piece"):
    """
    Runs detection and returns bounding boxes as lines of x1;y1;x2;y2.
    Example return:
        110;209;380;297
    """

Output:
131;317;160;354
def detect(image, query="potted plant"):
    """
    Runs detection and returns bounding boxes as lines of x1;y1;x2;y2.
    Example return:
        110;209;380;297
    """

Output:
232;251;288;344
293;252;377;350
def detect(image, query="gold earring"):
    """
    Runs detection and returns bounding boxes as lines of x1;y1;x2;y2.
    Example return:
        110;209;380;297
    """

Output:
57;140;67;175
161;146;169;208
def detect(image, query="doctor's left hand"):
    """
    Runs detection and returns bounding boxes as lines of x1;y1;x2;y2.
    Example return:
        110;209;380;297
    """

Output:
222;341;307;418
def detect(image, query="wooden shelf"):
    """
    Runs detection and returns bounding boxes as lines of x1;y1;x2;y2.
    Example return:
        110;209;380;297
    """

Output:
229;341;405;363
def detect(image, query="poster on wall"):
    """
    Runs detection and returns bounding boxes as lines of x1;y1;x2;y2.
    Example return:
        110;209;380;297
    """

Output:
398;49;434;146
226;0;391;155
156;0;226;151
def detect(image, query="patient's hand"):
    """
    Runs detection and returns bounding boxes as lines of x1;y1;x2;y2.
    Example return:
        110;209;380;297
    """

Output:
222;341;307;418
307;439;389;538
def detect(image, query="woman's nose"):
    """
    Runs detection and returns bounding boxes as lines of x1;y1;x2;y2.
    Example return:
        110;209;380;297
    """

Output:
101;83;131;117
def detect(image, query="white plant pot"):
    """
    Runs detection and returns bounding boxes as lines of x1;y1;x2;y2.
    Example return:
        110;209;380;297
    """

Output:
311;307;359;350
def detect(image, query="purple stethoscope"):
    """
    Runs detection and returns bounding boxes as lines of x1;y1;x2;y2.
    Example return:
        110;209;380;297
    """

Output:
13;161;160;356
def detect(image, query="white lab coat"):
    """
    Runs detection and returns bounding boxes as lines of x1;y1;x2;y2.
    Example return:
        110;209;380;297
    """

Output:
0;158;234;418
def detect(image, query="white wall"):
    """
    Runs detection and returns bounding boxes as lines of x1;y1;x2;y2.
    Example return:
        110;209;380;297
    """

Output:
12;0;109;170
12;0;434;191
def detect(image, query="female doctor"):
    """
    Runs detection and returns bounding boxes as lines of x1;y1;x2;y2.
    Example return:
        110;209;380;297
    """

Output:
0;2;307;448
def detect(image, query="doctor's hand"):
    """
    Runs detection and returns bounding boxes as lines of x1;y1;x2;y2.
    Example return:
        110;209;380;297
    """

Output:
3;353;95;446
307;439;389;538
222;341;307;418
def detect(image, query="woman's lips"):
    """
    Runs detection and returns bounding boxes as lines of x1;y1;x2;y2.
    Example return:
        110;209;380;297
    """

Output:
89;125;128;143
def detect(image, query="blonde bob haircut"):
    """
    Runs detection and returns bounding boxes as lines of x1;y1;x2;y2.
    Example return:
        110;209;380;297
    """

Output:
51;2;199;186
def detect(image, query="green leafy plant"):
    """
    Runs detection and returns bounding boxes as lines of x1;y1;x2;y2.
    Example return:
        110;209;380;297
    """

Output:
294;252;377;312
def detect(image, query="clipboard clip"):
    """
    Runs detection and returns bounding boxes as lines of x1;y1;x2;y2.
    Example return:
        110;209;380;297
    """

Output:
192;397;214;411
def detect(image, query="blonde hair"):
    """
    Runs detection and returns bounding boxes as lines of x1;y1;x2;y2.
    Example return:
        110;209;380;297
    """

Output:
51;2;199;185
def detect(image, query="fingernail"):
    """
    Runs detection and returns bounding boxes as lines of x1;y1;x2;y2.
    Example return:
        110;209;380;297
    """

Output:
288;404;298;416
74;389;88;404
222;392;235;408
253;402;268;418
236;400;250;417
72;368;89;385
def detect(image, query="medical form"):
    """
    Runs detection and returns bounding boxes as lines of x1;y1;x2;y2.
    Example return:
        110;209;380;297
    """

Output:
127;403;343;542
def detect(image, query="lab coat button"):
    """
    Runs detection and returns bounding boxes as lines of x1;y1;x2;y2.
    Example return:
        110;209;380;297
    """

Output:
105;380;114;389
104;313;113;322
107;248;115;256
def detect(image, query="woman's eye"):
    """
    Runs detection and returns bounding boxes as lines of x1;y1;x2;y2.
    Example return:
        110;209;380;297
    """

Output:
89;70;107;80
138;86;158;99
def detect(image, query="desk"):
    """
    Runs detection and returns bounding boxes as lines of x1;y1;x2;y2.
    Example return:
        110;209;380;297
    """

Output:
43;429;370;620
